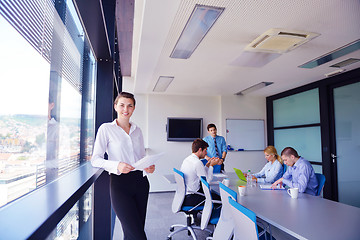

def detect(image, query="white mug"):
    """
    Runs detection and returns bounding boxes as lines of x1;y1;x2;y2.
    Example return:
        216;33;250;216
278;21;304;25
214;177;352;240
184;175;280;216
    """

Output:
222;178;230;187
238;186;246;196
287;188;299;199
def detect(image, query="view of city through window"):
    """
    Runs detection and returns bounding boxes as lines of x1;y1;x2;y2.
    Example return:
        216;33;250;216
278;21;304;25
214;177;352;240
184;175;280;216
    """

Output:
0;2;96;238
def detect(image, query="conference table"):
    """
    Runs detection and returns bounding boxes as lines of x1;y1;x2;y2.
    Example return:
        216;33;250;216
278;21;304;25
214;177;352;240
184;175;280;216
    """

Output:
224;172;360;240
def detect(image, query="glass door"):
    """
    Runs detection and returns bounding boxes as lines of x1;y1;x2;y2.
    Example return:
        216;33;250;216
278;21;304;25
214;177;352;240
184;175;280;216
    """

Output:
331;81;360;208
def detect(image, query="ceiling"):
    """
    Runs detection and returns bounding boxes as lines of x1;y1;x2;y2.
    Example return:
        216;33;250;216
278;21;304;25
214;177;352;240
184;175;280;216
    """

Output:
123;0;360;97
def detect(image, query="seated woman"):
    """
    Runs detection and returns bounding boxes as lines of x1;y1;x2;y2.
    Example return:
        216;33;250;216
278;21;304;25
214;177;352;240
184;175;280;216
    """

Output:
252;146;284;183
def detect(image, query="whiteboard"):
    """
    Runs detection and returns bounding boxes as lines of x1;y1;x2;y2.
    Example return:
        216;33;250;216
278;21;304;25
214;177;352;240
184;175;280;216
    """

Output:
226;119;265;151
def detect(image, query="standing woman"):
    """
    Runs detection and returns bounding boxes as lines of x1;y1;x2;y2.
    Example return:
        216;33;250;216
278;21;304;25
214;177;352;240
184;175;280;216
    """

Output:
252;146;283;183
91;92;155;240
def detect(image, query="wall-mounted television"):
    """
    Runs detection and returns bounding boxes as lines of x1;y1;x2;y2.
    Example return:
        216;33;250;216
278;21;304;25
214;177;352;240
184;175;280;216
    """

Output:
167;117;203;142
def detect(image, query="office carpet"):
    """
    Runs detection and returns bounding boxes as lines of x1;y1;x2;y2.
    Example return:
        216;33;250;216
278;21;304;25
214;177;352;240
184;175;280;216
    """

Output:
113;192;298;240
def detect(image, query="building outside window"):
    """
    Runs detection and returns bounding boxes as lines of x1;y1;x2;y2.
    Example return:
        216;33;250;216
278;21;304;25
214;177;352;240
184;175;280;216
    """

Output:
0;0;96;209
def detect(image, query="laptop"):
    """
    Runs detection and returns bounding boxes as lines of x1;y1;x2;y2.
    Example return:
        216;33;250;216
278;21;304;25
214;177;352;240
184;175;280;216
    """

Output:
233;168;247;182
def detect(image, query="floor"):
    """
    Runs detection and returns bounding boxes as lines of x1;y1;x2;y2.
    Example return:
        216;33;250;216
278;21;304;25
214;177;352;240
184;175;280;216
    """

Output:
113;192;299;240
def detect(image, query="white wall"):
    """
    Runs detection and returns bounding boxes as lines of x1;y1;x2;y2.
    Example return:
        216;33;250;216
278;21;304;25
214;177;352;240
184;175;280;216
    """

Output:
132;94;267;192
220;95;267;175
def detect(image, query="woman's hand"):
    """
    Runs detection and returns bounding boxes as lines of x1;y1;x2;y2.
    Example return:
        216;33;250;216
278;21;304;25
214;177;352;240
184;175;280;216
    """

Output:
144;165;155;173
117;162;135;174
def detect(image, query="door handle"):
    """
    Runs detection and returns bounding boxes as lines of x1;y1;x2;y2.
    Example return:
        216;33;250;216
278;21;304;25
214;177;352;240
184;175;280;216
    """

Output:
331;153;337;163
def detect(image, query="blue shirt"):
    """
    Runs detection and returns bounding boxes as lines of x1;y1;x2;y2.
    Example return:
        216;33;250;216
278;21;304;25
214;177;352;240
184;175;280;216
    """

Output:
203;135;227;158
253;160;283;183
203;135;227;173
282;157;318;195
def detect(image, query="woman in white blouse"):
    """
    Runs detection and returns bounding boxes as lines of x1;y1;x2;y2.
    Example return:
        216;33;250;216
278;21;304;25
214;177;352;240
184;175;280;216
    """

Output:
252;146;283;183
91;92;155;240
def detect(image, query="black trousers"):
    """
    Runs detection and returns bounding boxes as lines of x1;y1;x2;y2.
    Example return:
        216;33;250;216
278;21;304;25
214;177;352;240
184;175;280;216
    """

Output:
110;171;150;240
182;185;221;207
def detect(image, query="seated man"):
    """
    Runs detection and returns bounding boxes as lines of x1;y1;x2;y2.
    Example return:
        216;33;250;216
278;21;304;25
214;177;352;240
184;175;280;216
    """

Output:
181;138;220;206
272;147;318;195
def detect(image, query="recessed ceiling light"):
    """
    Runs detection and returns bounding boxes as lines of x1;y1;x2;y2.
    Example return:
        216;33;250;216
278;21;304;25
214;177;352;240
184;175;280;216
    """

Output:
235;82;274;95
324;69;346;78
170;5;224;59
153;76;174;92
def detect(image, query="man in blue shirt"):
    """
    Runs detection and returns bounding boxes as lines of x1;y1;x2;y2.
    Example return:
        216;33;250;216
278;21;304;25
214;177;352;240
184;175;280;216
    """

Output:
203;123;227;173
272;147;318;195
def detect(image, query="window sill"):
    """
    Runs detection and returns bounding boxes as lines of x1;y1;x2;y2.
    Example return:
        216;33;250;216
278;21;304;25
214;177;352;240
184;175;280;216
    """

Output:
0;162;103;239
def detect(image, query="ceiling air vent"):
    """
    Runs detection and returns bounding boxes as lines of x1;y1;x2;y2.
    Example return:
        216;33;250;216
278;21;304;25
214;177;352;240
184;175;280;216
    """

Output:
329;58;360;68
245;28;320;53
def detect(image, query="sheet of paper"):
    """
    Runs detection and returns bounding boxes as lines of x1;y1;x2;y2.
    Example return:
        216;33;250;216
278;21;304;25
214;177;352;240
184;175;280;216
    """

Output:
133;152;164;170
260;184;285;190
213;173;228;178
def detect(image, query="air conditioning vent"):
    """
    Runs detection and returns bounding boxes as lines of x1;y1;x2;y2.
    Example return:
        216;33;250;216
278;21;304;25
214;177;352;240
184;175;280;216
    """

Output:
245;28;320;53
330;58;360;68
278;32;308;38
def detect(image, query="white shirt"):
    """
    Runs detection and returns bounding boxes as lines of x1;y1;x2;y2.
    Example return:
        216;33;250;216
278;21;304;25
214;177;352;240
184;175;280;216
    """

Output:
91;120;145;175
253;160;283;183
180;153;213;194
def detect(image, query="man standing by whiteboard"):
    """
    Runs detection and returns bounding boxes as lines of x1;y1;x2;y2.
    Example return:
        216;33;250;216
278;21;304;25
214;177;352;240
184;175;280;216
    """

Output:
203;123;227;173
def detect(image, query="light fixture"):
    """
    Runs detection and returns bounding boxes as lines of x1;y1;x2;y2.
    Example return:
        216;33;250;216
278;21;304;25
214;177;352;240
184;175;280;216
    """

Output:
153;76;174;92
324;69;346;78
245;28;320;53
235;82;274;95
170;5;224;59
299;39;360;68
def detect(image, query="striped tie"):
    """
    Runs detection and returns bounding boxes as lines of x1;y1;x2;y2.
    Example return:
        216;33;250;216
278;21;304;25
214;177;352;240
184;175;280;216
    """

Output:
214;137;220;158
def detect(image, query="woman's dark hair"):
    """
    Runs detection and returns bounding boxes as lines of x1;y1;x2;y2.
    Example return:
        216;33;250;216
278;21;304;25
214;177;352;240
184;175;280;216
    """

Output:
114;92;136;106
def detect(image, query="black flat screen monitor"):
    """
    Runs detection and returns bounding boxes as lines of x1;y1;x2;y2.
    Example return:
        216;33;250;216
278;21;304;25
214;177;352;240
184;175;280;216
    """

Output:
167;118;203;142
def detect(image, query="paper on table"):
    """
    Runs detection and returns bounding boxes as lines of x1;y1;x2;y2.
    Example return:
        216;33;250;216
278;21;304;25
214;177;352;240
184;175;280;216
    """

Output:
133;152;164;170
260;184;285;190
213;173;228;178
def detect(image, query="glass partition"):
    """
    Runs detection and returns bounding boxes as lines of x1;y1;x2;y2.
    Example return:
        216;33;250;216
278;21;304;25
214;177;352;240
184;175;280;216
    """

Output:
334;81;360;207
274;127;322;163
273;88;320;127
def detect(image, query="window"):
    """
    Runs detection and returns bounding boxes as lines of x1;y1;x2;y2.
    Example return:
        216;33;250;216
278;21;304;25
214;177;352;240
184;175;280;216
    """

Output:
0;0;96;207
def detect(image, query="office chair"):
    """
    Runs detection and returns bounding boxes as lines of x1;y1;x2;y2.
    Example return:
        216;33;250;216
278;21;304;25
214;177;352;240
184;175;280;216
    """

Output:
210;182;237;240
200;176;222;237
315;173;326;196
283;164;287;175
201;159;222;173
228;197;271;240
167;168;205;240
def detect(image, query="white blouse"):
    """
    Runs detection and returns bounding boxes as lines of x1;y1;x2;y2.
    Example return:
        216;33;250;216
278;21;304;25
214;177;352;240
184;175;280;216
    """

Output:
253;160;283;183
91;120;145;175
180;153;214;194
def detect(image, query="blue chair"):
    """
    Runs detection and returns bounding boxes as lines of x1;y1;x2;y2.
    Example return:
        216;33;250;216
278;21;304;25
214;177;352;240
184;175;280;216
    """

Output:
315;173;326;196
283;164;287;175
211;182;238;240
200;176;222;235
201;159;222;173
167;168;205;240
228;197;270;240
